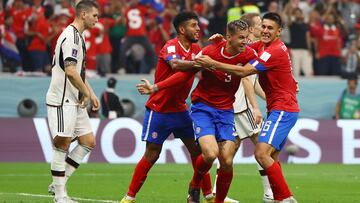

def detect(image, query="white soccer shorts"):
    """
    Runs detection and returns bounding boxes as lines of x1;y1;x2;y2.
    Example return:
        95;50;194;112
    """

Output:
234;108;261;140
47;105;93;139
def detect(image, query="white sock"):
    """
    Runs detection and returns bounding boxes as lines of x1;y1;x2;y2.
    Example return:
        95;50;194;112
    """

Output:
51;148;67;198
256;162;273;197
65;144;92;182
212;159;221;194
125;195;135;200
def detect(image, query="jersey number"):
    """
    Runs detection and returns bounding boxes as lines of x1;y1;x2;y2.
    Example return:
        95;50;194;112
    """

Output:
127;9;142;29
262;121;272;132
225;73;232;82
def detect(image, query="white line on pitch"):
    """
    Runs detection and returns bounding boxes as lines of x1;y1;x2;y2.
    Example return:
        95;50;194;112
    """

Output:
0;192;118;203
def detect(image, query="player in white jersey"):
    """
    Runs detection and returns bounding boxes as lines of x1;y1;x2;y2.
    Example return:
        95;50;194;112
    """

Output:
210;13;274;203
46;1;99;203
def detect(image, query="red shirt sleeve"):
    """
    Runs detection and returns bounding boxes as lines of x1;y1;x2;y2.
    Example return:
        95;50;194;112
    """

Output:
156;70;197;90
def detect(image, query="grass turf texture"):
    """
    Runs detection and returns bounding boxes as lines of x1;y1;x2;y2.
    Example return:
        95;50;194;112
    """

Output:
0;163;359;203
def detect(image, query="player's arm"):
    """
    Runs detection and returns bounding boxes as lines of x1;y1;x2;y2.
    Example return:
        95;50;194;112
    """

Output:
85;79;100;111
242;76;262;124
195;55;259;77
137;70;197;95
168;59;200;71
254;78;266;100
64;61;90;108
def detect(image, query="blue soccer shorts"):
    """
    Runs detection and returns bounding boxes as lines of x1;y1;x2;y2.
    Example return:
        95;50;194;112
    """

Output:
258;110;298;151
141;108;195;144
190;102;236;142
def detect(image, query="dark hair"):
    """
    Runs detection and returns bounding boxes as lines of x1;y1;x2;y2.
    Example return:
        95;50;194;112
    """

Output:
107;77;117;88
173;11;199;33
240;13;260;28
44;4;54;19
263;12;283;28
75;0;99;17
227;19;248;35
347;74;358;85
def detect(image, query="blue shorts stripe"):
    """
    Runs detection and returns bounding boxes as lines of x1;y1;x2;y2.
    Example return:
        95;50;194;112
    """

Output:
143;110;153;141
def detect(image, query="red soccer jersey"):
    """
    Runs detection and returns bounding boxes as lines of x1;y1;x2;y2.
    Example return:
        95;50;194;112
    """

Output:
191;41;257;110
249;39;300;112
28;15;50;51
124;4;148;36
146;38;201;113
96;18;115;54
84;27;100;70
11;8;32;39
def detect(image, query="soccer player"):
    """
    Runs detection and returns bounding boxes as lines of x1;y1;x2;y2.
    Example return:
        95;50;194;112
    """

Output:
195;12;299;203
119;11;213;203
210;13;273;203
45;1;100;203
138;19;259;203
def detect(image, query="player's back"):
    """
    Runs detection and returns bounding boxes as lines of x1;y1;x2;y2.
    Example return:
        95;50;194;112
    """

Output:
192;41;257;110
251;40;299;112
146;38;201;113
46;25;85;106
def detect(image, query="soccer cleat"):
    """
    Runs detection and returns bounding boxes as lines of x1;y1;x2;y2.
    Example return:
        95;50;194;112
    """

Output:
274;196;298;203
187;186;200;203
48;183;55;195
224;196;240;203
263;193;275;203
53;196;79;203
119;197;136;203
203;194;215;203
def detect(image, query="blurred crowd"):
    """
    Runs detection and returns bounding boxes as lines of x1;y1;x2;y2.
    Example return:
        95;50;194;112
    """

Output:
1;0;360;78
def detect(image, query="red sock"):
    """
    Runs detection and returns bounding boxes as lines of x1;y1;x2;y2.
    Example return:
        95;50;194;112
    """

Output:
191;155;213;188
191;156;212;196
127;157;153;197
265;162;292;201
215;169;233;203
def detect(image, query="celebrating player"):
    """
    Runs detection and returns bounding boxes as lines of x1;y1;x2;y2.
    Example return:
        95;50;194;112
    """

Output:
137;19;260;203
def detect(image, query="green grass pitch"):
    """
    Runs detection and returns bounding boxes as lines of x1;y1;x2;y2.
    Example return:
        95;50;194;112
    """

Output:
0;163;359;203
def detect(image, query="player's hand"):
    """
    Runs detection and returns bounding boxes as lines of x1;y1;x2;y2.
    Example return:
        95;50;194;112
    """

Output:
91;94;100;111
208;33;224;43
79;91;90;108
136;79;156;95
195;55;216;70
296;81;300;93
253;108;263;125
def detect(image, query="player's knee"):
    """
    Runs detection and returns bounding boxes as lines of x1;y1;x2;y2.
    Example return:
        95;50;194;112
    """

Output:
220;158;233;169
254;150;267;164
203;150;218;163
144;148;161;163
53;139;71;151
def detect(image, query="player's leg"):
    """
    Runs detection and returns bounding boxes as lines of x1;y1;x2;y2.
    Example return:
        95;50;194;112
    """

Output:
255;111;298;201
216;140;237;203
122;142;162;202
121;109;169;202
47;106;78;202
175;111;213;200
250;134;274;202
64;108;95;184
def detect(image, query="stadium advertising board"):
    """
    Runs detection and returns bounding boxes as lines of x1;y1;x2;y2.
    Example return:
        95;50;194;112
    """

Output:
0;118;359;164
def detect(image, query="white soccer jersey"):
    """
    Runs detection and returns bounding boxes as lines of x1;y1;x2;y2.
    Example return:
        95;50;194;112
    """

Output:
233;74;258;113
46;25;86;106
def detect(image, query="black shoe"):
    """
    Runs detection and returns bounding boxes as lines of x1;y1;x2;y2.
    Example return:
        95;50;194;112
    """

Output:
187;185;200;203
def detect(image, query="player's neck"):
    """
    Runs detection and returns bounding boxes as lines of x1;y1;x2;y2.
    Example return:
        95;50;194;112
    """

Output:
225;42;240;55
71;19;85;34
178;36;191;50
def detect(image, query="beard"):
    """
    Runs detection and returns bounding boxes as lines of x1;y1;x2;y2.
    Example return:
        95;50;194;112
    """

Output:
185;32;199;43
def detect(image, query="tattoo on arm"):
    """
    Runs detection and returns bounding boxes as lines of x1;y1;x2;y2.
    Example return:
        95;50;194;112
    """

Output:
64;60;77;68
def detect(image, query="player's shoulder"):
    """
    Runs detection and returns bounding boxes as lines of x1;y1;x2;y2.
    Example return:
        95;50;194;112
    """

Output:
60;25;81;45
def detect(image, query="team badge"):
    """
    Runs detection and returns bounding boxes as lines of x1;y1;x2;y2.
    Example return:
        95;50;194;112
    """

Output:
260;51;271;62
72;49;78;57
196;127;201;134
152;132;158;139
